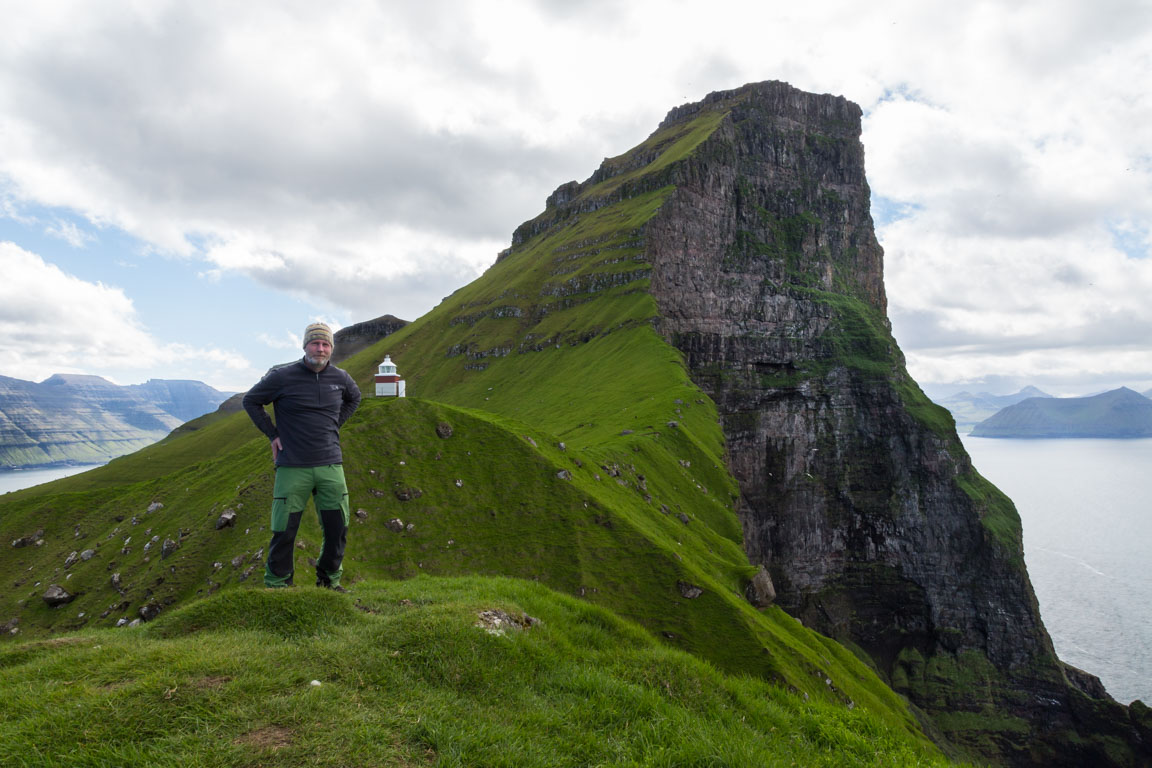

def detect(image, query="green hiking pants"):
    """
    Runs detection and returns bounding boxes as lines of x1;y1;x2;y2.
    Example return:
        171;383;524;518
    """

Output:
265;464;350;588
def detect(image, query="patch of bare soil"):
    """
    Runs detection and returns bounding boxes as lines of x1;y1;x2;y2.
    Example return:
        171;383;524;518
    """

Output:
234;725;295;751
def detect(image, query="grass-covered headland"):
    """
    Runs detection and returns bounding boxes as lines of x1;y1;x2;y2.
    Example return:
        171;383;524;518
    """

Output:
2;91;968;765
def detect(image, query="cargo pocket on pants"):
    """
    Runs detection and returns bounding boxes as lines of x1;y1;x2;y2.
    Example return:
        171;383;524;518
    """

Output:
270;497;290;532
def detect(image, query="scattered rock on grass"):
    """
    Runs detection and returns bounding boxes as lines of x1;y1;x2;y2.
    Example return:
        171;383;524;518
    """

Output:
138;601;162;621
43;585;75;606
11;529;44;548
677;581;704;599
475;609;540;636
393;487;422;501
216;509;237;529
386;518;405;532
436;422;453;439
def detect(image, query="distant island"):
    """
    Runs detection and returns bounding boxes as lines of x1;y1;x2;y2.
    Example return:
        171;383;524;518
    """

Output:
933;386;1052;432
0;374;233;469
970;387;1152;438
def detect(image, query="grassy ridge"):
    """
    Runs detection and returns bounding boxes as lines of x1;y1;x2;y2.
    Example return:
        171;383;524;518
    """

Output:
0;102;955;763
0;576;954;767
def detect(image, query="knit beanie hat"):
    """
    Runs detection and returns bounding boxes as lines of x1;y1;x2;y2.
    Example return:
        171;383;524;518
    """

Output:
302;322;334;348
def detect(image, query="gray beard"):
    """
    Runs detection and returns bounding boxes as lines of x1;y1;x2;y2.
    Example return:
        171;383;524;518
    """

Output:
304;352;330;368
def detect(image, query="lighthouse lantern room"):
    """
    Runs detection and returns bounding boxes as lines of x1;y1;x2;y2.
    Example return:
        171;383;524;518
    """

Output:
374;355;406;397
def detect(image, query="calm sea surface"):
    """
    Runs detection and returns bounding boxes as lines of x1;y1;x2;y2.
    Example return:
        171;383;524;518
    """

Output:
0;464;103;495
962;436;1151;705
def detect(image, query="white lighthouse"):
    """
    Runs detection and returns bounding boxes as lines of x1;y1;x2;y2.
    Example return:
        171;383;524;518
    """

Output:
374;355;406;397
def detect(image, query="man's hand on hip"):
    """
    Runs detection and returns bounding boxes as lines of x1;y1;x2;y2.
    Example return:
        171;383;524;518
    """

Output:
271;436;282;461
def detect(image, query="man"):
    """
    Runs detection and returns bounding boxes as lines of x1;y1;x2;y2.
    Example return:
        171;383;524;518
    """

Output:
242;322;361;590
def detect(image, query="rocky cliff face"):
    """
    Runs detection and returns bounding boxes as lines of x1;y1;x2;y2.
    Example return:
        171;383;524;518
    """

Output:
333;314;409;364
534;81;1148;765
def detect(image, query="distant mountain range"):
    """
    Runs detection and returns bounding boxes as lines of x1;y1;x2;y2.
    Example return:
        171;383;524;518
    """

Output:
932;386;1053;431
970;387;1152;438
0;374;232;469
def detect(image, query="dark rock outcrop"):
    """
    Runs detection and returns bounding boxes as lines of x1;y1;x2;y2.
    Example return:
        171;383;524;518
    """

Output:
332;314;409;364
636;81;1147;766
519;81;1146;766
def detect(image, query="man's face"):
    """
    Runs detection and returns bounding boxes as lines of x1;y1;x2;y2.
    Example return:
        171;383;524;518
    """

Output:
304;339;332;367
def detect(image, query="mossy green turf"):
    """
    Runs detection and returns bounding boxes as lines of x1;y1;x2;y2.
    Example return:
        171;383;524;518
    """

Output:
1;101;964;763
0;576;957;768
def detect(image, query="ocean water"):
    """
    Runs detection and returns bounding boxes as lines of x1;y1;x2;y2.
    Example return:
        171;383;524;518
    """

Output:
0;464;103;495
962;436;1152;705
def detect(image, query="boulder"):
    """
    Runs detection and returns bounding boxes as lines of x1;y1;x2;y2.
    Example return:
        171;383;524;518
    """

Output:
43;585;75;606
745;566;777;608
215;509;237;529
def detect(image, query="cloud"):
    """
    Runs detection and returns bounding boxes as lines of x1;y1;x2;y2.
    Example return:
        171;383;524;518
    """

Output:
0;242;256;389
883;217;1152;391
44;219;94;248
0;2;583;312
1;0;1151;395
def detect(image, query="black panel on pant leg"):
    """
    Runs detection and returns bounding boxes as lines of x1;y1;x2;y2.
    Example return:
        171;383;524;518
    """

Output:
268;511;303;579
316;508;348;580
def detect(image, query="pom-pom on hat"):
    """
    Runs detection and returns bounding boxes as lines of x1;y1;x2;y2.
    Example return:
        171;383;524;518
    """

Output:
302;322;334;348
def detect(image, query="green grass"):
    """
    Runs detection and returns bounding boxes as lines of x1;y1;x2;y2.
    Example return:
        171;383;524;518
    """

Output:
954;469;1024;558
0;93;976;765
0;576;954;768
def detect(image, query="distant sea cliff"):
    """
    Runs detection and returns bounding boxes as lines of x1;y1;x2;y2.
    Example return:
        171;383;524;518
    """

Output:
0;374;232;469
971;387;1152;438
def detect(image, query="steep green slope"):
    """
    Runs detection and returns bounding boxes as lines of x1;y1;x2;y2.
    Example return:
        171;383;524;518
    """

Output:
0;577;954;767
0;96;954;762
1;397;930;741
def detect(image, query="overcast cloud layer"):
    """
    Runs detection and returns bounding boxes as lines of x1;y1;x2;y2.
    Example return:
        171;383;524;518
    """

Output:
1;0;1151;394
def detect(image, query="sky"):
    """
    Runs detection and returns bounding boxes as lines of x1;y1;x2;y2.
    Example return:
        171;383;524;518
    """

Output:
1;0;1151;397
